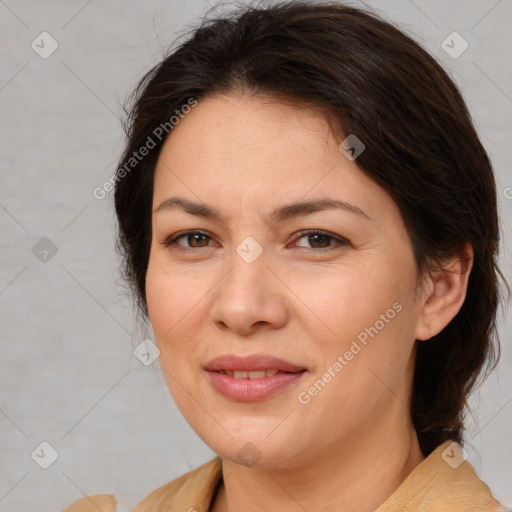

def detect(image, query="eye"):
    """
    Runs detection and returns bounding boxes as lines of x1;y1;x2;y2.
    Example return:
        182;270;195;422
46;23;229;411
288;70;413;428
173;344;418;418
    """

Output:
161;229;348;252
163;230;214;249
291;230;348;251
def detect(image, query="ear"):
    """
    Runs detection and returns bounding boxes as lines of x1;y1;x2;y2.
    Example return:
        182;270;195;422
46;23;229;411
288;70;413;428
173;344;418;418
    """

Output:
414;243;473;341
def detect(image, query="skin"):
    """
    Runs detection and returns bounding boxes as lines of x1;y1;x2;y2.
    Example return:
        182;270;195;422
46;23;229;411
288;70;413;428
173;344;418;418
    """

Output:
145;92;473;512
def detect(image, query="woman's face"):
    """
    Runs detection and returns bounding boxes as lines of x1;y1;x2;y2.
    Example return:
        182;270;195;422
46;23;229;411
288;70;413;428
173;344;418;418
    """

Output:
146;93;425;469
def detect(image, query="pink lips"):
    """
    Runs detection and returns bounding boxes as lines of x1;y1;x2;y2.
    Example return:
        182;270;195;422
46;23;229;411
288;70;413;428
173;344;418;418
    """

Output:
204;354;306;373
204;354;307;401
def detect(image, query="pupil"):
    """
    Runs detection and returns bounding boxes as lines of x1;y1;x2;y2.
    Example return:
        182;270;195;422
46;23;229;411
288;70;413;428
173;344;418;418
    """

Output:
310;234;329;248
190;234;207;246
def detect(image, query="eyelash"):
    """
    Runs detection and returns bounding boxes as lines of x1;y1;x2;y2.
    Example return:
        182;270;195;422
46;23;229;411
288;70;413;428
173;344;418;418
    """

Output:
162;230;348;253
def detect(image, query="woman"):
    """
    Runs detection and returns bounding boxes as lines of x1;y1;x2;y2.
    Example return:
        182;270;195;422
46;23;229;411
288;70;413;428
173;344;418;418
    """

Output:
62;1;508;510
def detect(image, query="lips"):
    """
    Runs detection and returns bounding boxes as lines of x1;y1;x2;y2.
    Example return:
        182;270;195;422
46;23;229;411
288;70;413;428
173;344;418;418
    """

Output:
204;354;306;373
204;354;307;401
219;369;279;379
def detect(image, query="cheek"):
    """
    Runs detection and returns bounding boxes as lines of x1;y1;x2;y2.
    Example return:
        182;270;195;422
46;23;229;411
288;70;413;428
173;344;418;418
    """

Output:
145;264;196;404
292;258;417;395
145;263;171;335
145;260;187;362
145;257;208;375
292;260;403;338
146;258;196;334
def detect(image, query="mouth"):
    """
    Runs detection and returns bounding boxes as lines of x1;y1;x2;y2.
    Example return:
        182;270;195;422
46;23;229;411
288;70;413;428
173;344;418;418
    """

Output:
204;353;306;373
216;369;283;378
204;354;307;401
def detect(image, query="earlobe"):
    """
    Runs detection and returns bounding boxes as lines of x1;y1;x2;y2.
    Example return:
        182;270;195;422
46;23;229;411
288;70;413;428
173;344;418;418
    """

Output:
414;243;473;341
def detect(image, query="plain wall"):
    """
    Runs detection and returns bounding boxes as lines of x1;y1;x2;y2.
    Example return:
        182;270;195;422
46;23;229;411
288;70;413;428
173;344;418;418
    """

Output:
1;1;511;510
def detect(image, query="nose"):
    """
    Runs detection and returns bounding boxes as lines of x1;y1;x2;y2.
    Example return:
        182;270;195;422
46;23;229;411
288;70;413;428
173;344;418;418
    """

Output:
210;249;289;336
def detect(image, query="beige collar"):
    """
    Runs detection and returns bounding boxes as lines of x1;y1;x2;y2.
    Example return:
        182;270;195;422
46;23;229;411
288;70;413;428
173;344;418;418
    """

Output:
61;440;506;511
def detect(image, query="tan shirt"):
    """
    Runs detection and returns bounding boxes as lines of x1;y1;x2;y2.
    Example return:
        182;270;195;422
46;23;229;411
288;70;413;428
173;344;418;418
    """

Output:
61;441;507;512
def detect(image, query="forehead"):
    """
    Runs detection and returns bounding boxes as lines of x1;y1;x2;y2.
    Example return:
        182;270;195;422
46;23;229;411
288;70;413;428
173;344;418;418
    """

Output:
152;93;399;226
155;92;335;174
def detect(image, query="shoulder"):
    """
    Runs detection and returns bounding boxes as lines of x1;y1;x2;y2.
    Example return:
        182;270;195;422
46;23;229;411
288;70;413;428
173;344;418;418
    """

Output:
378;441;508;512
59;457;222;512
132;456;222;511
60;494;116;512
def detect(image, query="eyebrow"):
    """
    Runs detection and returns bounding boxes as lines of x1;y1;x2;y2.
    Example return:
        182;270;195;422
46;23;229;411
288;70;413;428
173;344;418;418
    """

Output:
154;196;371;223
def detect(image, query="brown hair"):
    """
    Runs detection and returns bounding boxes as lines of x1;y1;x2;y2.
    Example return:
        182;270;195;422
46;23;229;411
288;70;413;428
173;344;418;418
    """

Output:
114;0;507;455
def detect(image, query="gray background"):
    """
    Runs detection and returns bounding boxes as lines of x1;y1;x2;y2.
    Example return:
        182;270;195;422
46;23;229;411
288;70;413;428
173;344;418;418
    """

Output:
0;1;511;511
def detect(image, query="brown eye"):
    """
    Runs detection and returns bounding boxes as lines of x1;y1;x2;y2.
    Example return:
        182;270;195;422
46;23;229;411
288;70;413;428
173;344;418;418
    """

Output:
293;230;348;251
186;233;210;247
163;231;213;248
307;233;331;248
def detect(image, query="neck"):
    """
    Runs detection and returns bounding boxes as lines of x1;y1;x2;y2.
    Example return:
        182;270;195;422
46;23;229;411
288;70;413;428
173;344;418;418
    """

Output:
213;413;425;512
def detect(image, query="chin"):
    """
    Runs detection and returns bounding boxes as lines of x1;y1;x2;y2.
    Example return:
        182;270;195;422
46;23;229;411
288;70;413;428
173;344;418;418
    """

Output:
203;425;309;470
